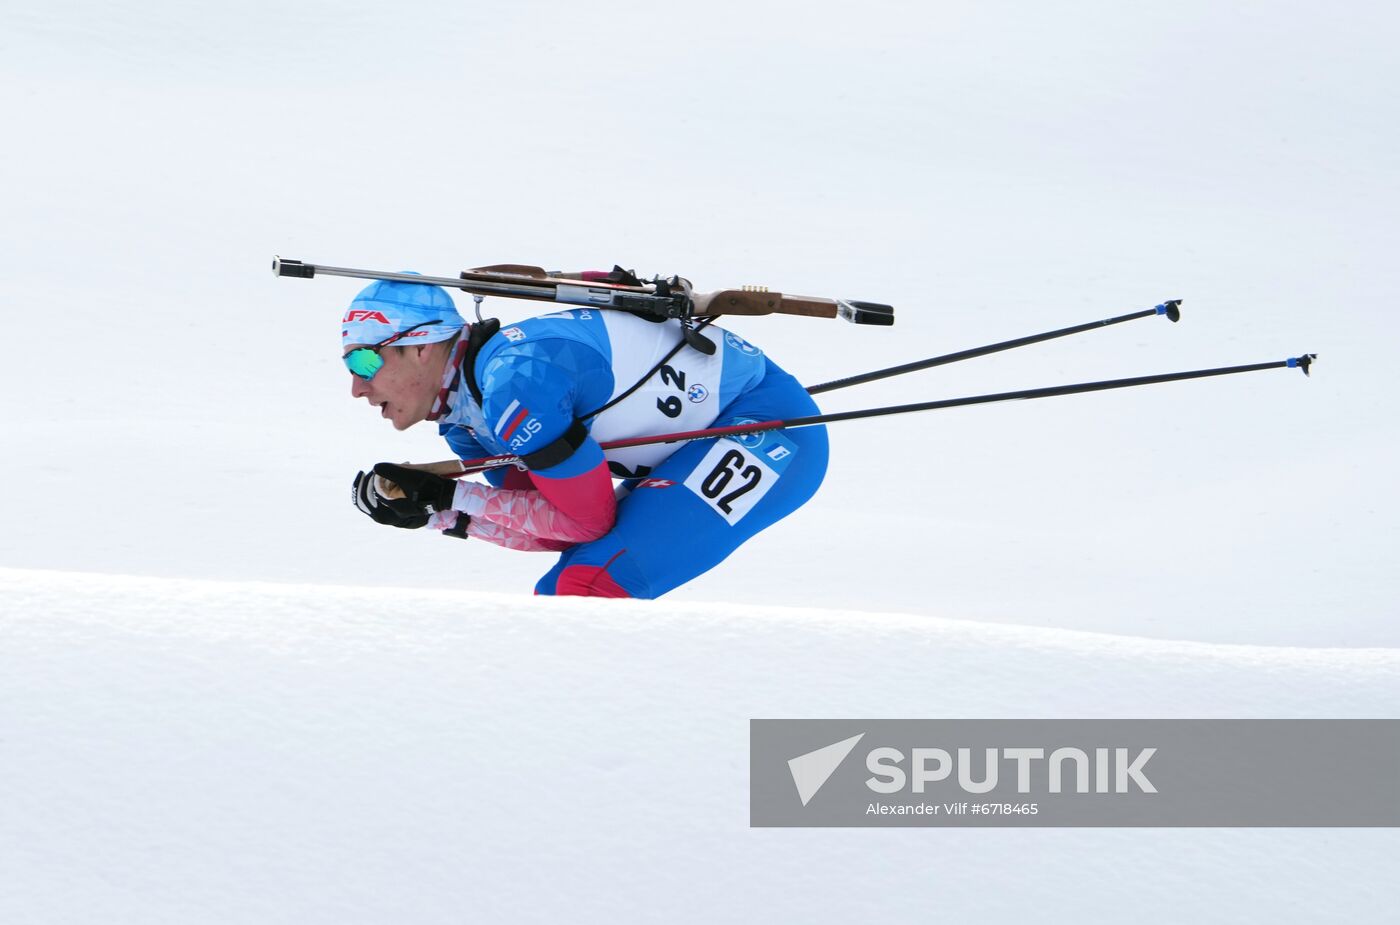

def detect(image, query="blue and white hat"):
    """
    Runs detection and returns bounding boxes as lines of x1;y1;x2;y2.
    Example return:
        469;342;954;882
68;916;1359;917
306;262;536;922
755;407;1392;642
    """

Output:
341;276;466;346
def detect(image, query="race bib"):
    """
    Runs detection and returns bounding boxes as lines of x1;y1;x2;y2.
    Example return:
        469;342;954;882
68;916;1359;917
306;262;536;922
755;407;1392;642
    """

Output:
683;429;797;525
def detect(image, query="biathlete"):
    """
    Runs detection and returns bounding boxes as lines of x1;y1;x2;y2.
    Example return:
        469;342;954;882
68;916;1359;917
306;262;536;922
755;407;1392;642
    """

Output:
345;277;827;598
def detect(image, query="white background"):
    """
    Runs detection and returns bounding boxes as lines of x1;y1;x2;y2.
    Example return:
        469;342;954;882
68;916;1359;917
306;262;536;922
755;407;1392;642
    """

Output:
3;1;1397;921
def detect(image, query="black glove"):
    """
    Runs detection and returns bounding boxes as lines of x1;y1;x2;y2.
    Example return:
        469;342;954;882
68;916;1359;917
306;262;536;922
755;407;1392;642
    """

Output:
372;463;457;512
352;468;432;529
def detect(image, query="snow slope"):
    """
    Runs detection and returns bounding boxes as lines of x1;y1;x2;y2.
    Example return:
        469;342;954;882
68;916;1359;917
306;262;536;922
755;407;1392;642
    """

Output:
3;567;1398;923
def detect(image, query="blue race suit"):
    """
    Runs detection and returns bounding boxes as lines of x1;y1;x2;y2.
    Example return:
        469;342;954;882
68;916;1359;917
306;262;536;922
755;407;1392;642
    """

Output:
433;309;827;598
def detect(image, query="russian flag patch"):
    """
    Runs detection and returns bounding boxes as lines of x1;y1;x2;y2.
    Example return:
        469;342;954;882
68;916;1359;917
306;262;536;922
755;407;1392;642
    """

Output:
496;399;531;440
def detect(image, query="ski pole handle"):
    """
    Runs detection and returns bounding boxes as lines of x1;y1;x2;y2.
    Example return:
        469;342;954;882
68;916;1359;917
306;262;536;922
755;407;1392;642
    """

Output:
371;459;469;500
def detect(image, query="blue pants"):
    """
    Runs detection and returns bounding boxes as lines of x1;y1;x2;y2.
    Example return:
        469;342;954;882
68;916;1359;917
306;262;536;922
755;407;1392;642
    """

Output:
535;359;828;599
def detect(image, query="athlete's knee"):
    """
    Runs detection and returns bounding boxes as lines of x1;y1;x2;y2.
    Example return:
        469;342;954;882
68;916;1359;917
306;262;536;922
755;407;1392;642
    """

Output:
553;563;634;598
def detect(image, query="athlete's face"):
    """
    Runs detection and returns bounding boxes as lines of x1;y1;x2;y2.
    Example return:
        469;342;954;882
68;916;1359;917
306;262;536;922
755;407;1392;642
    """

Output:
347;343;447;431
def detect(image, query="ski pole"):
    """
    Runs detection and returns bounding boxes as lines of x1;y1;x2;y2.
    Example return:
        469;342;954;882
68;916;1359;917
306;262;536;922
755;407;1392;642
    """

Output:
805;300;1181;395
417;353;1314;476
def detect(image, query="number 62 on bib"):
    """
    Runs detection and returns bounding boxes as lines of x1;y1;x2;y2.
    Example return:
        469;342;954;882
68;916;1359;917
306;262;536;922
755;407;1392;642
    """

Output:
683;431;797;525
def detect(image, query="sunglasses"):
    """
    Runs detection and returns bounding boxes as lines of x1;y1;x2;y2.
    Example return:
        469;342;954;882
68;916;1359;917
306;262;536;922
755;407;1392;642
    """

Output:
343;320;443;380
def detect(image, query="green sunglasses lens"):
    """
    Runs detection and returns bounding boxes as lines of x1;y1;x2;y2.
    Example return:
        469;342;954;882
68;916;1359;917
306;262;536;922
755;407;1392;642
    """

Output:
344;348;384;380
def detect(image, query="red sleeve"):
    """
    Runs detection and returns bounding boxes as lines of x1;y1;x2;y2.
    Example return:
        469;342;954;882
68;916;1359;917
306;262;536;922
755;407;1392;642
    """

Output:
450;458;616;544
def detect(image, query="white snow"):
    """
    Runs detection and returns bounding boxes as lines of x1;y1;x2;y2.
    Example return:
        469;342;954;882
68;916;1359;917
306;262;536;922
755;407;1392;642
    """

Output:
3;566;1398;922
3;0;1399;920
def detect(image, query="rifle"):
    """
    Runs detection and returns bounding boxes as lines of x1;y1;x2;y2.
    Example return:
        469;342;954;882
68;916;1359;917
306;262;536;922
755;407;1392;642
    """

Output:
273;257;895;329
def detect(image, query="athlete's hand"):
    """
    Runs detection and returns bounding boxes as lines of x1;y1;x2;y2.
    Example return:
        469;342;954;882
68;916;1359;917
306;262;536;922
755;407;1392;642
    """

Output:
352;468;432;529
372;463;457;512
